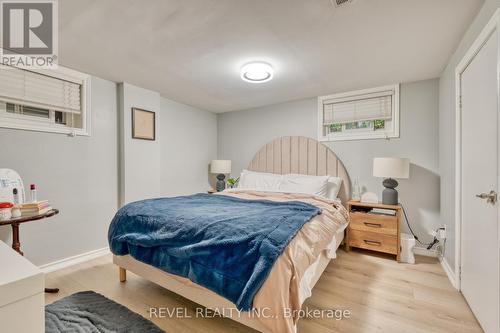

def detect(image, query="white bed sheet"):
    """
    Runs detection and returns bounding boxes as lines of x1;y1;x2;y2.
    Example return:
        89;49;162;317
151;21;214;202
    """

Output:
298;223;346;304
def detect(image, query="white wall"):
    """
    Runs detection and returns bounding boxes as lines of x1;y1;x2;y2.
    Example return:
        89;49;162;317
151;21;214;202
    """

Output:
439;0;500;272
218;79;440;248
118;85;218;201
0;77;218;266
0;76;118;266
160;97;218;196
118;82;161;205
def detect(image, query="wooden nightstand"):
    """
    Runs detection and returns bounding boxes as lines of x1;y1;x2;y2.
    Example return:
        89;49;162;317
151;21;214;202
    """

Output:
346;200;401;261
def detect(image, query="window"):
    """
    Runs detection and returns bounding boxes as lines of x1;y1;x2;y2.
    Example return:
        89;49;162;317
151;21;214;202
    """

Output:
318;84;400;141
0;65;90;136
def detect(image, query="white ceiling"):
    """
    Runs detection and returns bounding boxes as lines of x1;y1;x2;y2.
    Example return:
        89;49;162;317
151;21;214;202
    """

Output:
59;0;483;113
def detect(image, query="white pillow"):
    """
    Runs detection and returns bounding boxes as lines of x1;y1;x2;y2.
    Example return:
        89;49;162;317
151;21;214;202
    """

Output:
279;174;329;197
327;176;343;200
238;170;282;191
237;171;343;199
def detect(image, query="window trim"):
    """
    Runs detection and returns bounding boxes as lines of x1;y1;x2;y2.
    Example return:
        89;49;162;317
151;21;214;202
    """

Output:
0;66;91;136
317;84;400;142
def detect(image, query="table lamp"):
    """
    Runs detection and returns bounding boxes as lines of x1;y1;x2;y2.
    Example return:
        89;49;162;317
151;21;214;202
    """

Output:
373;157;410;205
211;160;231;192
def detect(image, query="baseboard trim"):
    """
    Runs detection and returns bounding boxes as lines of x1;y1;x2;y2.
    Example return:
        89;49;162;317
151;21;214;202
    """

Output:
413;246;439;257
39;247;110;273
439;256;459;290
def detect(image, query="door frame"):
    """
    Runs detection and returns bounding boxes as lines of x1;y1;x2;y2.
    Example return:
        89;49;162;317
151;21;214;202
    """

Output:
454;6;500;318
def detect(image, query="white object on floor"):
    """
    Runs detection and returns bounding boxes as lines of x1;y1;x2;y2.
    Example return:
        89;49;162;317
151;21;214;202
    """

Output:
400;233;416;264
0;241;44;333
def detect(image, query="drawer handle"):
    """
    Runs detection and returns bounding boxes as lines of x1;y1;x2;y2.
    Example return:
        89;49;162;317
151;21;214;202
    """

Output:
364;222;382;228
363;239;382;246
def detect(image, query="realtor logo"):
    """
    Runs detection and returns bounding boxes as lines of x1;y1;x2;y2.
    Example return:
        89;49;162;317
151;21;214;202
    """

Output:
0;0;58;68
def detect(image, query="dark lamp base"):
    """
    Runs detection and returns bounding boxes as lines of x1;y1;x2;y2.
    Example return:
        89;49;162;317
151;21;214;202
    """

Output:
382;178;399;205
216;174;226;192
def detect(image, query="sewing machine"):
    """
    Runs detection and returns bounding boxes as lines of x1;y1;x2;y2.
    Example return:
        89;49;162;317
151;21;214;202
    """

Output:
0;169;26;203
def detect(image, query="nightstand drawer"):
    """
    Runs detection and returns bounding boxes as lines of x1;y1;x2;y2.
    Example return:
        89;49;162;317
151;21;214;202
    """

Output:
350;212;397;235
348;230;398;254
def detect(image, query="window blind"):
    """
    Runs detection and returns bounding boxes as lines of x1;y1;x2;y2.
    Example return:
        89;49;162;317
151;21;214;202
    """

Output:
0;65;81;114
323;92;392;125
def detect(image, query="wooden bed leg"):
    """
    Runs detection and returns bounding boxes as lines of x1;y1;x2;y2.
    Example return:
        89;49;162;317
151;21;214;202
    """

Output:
119;267;126;282
344;229;350;252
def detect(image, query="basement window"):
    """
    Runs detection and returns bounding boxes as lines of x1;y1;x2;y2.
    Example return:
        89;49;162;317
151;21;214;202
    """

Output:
318;85;400;141
0;65;90;136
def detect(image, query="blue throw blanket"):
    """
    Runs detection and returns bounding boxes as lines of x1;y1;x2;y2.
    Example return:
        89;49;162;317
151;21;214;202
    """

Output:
108;193;321;310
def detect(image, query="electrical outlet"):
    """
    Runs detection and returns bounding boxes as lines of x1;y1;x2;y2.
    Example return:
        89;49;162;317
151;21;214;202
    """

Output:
438;225;446;240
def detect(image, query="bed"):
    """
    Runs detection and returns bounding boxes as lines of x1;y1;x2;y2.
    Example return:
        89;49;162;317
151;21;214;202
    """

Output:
111;136;351;333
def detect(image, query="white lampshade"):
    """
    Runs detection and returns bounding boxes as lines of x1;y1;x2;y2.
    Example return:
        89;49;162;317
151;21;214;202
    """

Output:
211;160;231;174
373;158;410;179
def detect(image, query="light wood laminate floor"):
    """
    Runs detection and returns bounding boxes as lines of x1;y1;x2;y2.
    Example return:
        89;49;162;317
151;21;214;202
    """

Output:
45;250;482;333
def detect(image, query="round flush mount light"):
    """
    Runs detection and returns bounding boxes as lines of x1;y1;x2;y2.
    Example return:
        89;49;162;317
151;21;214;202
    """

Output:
240;62;274;83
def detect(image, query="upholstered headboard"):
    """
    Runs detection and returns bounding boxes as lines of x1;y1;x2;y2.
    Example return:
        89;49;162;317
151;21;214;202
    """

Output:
247;136;351;204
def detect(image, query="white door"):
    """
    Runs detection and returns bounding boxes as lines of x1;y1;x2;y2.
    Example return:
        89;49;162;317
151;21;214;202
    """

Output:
461;27;499;333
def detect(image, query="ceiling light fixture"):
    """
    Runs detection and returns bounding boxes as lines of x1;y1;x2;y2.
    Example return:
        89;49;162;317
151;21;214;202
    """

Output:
240;62;274;83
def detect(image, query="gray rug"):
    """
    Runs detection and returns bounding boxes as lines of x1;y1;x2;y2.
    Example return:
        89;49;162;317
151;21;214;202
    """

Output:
45;291;164;333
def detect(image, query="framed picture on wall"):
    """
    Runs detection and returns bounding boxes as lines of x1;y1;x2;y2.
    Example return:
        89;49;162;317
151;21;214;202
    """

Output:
132;108;155;140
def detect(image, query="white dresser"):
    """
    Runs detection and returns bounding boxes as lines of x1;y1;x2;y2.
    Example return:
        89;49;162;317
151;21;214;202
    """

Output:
0;241;44;333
